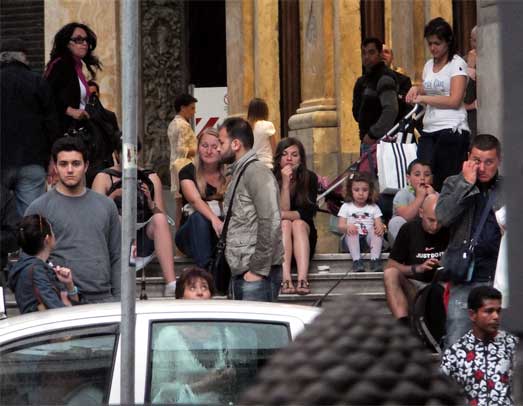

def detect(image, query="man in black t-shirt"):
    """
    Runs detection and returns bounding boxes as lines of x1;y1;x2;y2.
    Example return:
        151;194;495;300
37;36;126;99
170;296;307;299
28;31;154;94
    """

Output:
384;194;449;324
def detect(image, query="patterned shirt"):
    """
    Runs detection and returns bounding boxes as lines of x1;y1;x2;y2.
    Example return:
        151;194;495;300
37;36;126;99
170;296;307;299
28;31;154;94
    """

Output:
441;330;519;406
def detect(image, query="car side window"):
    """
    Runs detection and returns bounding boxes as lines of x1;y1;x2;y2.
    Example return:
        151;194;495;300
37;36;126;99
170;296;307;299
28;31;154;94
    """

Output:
0;325;118;405
147;321;289;405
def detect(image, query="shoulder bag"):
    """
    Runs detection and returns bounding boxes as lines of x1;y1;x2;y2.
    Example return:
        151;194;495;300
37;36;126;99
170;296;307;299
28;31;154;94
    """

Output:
442;191;496;284
208;159;257;295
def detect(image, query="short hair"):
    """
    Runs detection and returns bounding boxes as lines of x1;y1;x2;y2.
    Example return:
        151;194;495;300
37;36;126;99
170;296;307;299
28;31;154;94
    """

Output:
362;37;383;53
345;172;379;204
17;215;52;256
175;267;216;299
247;98;269;123
424;17;457;60
468;286;502;311
470;133;501;158
407;159;432;175
174;94;198;113
51;136;89;163
219;117;254;149
87;80;99;94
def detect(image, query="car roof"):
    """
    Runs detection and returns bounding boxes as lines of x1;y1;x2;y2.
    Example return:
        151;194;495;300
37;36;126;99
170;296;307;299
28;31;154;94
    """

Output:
0;300;320;334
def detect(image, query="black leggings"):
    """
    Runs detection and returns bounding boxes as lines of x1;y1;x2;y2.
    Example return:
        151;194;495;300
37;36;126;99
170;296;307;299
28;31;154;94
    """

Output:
417;128;470;191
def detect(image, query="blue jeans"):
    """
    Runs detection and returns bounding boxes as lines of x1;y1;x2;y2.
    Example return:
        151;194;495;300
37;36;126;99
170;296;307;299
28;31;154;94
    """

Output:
175;212;216;268
2;165;46;216
230;265;282;302
445;281;490;349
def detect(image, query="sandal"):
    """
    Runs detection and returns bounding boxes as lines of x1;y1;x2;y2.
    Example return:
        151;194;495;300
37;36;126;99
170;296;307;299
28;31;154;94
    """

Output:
296;280;311;295
280;280;296;294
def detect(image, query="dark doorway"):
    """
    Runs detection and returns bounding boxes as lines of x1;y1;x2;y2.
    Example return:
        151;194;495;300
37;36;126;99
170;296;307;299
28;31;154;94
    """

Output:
0;0;45;73
279;0;301;138
360;0;385;42
453;0;477;56
186;0;227;87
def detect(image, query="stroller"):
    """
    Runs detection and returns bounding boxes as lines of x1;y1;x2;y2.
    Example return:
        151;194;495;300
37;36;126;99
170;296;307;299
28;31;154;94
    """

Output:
317;103;424;219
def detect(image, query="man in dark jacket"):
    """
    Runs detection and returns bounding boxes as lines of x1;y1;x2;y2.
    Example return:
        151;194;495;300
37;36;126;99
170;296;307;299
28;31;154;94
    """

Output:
352;37;399;156
0;38;59;216
436;134;504;348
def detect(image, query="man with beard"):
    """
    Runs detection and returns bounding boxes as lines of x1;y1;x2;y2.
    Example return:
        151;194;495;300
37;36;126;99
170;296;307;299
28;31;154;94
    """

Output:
26;137;121;303
217;118;283;301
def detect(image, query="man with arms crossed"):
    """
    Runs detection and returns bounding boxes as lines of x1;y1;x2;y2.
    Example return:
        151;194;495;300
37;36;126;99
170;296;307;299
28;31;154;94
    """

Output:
26;137;121;303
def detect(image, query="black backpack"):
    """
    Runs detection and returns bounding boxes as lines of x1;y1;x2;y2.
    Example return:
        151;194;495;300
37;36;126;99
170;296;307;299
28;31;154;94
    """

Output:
103;168;155;223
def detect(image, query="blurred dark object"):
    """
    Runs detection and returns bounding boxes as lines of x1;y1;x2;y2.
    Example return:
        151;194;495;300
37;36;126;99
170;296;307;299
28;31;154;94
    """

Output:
241;295;462;405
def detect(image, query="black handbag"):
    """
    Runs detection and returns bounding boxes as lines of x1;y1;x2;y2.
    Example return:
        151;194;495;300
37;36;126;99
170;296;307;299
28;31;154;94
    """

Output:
208;159;257;295
441;191;496;284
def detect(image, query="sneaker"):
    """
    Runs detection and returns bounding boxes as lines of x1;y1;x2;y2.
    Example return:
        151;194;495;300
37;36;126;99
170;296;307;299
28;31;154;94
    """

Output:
163;281;177;297
352;259;365;273
370;259;382;273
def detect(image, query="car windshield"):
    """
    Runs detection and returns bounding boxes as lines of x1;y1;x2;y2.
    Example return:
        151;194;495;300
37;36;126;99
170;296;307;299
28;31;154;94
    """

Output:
147;320;290;405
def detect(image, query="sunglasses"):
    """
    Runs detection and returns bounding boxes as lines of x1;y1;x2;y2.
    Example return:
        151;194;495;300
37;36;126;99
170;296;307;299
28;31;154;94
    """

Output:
70;36;89;45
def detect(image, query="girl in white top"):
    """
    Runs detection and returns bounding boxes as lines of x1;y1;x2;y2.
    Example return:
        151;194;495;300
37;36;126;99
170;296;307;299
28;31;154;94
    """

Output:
337;172;385;273
247;98;277;168
406;17;470;191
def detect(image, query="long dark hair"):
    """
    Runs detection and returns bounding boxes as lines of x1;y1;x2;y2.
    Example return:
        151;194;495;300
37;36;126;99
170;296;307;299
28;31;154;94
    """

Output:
273;137;311;207
424;17;457;61
47;22;102;78
17;215;52;256
247;97;269;125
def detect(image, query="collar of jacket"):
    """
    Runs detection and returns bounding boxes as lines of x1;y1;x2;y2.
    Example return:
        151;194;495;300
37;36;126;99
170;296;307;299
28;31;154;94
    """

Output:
0;59;29;70
227;149;257;177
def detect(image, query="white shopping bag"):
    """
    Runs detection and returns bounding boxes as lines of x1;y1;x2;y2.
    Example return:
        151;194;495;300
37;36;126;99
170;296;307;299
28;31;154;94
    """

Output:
376;141;417;194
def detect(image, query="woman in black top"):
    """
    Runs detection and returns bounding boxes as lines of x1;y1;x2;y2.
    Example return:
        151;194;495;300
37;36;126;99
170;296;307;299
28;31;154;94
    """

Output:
44;22;102;134
273;138;318;295
175;127;227;268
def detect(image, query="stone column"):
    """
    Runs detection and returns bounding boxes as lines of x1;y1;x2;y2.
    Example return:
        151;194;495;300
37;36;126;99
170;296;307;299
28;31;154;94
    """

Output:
44;0;121;119
333;0;361;170
288;0;339;253
226;0;281;139
476;0;502;141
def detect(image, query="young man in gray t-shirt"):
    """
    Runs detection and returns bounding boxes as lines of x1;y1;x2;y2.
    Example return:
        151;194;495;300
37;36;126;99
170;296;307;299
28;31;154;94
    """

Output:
26;137;121;303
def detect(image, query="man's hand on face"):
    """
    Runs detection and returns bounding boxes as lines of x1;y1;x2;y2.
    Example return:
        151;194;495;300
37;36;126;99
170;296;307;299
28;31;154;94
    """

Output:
462;160;479;184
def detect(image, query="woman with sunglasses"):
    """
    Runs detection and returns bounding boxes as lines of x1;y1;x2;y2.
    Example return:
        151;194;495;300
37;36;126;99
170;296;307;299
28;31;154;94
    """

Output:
44;22;102;135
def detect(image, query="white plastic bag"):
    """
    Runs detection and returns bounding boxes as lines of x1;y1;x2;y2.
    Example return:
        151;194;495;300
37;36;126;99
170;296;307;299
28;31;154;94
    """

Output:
376;141;417;194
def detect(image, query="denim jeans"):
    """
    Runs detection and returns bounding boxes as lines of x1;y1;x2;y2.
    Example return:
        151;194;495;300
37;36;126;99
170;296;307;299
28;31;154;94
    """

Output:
445;281;490;349
230;265;282;302
2;165;46;216
175;212;217;268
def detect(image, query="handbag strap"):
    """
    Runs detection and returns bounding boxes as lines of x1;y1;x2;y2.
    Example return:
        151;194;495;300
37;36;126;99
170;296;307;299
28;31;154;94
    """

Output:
219;158;258;242
471;190;496;248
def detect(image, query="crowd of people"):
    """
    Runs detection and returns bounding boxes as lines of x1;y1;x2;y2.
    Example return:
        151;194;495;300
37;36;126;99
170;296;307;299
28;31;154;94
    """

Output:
0;16;519;405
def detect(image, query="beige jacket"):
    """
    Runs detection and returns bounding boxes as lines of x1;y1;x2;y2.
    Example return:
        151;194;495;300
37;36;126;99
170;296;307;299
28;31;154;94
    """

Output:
223;150;283;277
167;115;196;193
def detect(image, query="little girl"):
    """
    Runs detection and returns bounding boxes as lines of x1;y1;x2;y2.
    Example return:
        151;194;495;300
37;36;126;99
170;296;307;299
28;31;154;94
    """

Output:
337;172;385;272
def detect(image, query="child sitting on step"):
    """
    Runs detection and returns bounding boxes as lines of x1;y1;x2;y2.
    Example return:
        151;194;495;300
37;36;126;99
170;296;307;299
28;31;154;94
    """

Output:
337;172;385;272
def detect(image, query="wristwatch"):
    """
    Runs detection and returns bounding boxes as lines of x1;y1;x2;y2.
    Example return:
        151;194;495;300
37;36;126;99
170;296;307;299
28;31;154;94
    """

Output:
410;265;417;277
67;286;79;297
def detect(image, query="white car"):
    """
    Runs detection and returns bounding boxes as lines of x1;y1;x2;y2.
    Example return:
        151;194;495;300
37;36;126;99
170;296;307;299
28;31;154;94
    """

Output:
0;300;320;405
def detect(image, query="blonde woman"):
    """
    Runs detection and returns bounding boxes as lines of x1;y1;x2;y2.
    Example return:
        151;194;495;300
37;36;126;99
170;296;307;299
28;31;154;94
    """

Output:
247;98;277;169
175;128;227;268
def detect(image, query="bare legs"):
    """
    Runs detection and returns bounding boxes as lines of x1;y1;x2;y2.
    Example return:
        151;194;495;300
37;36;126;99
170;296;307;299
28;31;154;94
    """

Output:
383;266;416;318
146;213;176;283
281;219;311;294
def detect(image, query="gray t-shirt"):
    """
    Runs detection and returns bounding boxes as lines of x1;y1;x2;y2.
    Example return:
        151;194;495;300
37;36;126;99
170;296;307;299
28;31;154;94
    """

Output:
26;188;121;300
392;186;416;216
